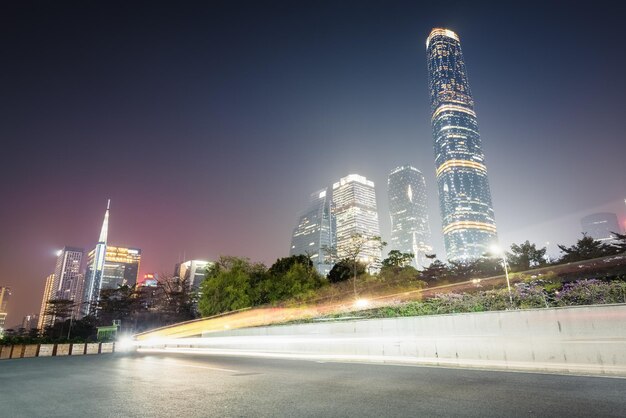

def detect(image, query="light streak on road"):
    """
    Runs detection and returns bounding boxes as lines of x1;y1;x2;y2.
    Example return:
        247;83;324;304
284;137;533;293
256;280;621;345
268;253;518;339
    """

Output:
134;253;626;342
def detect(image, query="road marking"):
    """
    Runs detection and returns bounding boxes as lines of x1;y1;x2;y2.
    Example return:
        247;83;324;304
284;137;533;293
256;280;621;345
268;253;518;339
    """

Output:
138;356;238;373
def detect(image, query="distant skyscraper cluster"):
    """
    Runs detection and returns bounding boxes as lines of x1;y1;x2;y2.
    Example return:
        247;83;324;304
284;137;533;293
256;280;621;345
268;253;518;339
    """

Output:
427;28;498;261
289;28;500;269
37;200;143;326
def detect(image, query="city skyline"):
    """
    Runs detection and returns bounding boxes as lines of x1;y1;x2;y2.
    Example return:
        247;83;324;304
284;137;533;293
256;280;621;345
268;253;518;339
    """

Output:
2;2;625;324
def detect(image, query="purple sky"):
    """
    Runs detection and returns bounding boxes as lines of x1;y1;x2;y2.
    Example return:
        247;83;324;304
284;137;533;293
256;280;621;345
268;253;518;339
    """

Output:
1;1;624;325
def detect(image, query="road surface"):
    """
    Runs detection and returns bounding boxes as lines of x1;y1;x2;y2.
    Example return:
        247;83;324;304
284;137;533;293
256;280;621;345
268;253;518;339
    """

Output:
1;352;625;417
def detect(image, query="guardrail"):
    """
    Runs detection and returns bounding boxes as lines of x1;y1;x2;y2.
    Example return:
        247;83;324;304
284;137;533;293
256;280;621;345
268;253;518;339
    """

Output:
0;342;115;360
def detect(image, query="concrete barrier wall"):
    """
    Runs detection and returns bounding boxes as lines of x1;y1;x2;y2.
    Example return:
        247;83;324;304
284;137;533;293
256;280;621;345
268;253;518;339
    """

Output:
39;344;54;357
0;342;115;360
166;304;626;376
23;345;38;358
10;345;24;359
0;345;11;359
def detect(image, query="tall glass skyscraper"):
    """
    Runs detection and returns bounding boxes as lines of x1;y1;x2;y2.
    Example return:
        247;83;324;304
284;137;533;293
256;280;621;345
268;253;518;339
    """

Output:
426;28;498;261
332;174;382;267
82;200;110;317
388;166;432;269
290;188;336;275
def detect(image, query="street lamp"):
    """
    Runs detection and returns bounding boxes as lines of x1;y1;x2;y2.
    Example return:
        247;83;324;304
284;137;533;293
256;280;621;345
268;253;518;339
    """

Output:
490;244;513;307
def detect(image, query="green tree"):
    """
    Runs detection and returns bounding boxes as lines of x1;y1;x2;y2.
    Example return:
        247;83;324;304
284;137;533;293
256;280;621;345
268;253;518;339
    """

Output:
421;259;450;284
382;250;415;268
263;261;324;303
198;256;265;316
43;299;75;338
327;259;365;283
506;241;547;272
558;234;613;263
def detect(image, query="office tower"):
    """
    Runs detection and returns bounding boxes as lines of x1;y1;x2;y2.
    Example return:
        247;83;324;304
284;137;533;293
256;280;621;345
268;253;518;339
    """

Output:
38;273;56;330
0;286;10;329
87;245;141;291
82;200;110;316
289;188;336;275
388;166;433;268
52;246;83;304
175;260;211;289
332;174;382;267
427;28;498;261
581;213;622;243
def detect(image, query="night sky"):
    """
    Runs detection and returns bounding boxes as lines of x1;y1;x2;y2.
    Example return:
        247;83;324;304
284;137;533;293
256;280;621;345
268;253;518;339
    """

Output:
1;1;624;325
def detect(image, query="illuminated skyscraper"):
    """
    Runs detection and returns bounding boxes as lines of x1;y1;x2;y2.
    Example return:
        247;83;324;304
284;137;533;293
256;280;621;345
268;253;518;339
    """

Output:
332;174;382;267
82;200;110;316
89;245;141;290
426;28;498;261
388;166;433;268
37;273;55;330
175;260;212;289
0;286;11;330
581;213;622;243
289;188;336;275
52;246;83;303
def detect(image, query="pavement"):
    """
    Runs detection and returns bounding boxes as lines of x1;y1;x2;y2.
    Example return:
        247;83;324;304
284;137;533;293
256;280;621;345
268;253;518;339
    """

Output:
1;352;625;417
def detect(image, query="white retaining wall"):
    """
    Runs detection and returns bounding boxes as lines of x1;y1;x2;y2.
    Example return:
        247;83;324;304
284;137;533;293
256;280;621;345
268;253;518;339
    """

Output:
185;304;626;376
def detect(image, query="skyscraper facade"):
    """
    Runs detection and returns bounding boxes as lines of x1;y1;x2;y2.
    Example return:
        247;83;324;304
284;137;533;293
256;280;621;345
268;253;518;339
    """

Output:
0;286;11;330
332;174;382;266
52;246;83;302
290;188;336;275
93;246;142;290
426;28;498;261
581;213;622;243
388;166;433;269
175;260;212;290
82;200;110;316
37;273;55;330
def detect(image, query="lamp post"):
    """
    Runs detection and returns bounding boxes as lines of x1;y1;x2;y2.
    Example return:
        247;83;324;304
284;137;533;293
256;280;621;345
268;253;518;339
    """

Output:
491;244;513;307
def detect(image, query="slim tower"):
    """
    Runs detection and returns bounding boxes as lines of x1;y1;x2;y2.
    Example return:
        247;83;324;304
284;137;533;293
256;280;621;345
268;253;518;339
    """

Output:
82;200;110;316
388;166;433;268
426;28;498;261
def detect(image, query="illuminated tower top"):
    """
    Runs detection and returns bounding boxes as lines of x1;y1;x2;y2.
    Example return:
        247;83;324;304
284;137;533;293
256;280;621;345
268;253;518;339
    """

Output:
98;199;110;243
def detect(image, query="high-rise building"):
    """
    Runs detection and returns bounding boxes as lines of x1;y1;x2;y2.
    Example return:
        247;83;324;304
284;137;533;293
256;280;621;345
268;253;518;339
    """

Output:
88;245;141;291
388;166;433;269
290;188;336;275
0;286;11;330
332;174;382;267
52;246;83;303
426;28;498;261
175;260;211;290
82;200;110;316
581;213;622;243
38;273;56;330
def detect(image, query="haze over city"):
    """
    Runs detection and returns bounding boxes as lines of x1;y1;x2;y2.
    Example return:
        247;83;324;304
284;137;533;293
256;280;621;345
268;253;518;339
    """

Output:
1;0;624;324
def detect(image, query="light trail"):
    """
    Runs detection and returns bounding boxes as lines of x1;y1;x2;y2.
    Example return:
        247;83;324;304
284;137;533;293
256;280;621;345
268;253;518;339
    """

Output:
134;253;626;342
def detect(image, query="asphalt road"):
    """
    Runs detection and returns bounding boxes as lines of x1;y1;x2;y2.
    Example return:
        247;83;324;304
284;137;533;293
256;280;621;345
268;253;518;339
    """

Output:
1;352;625;417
